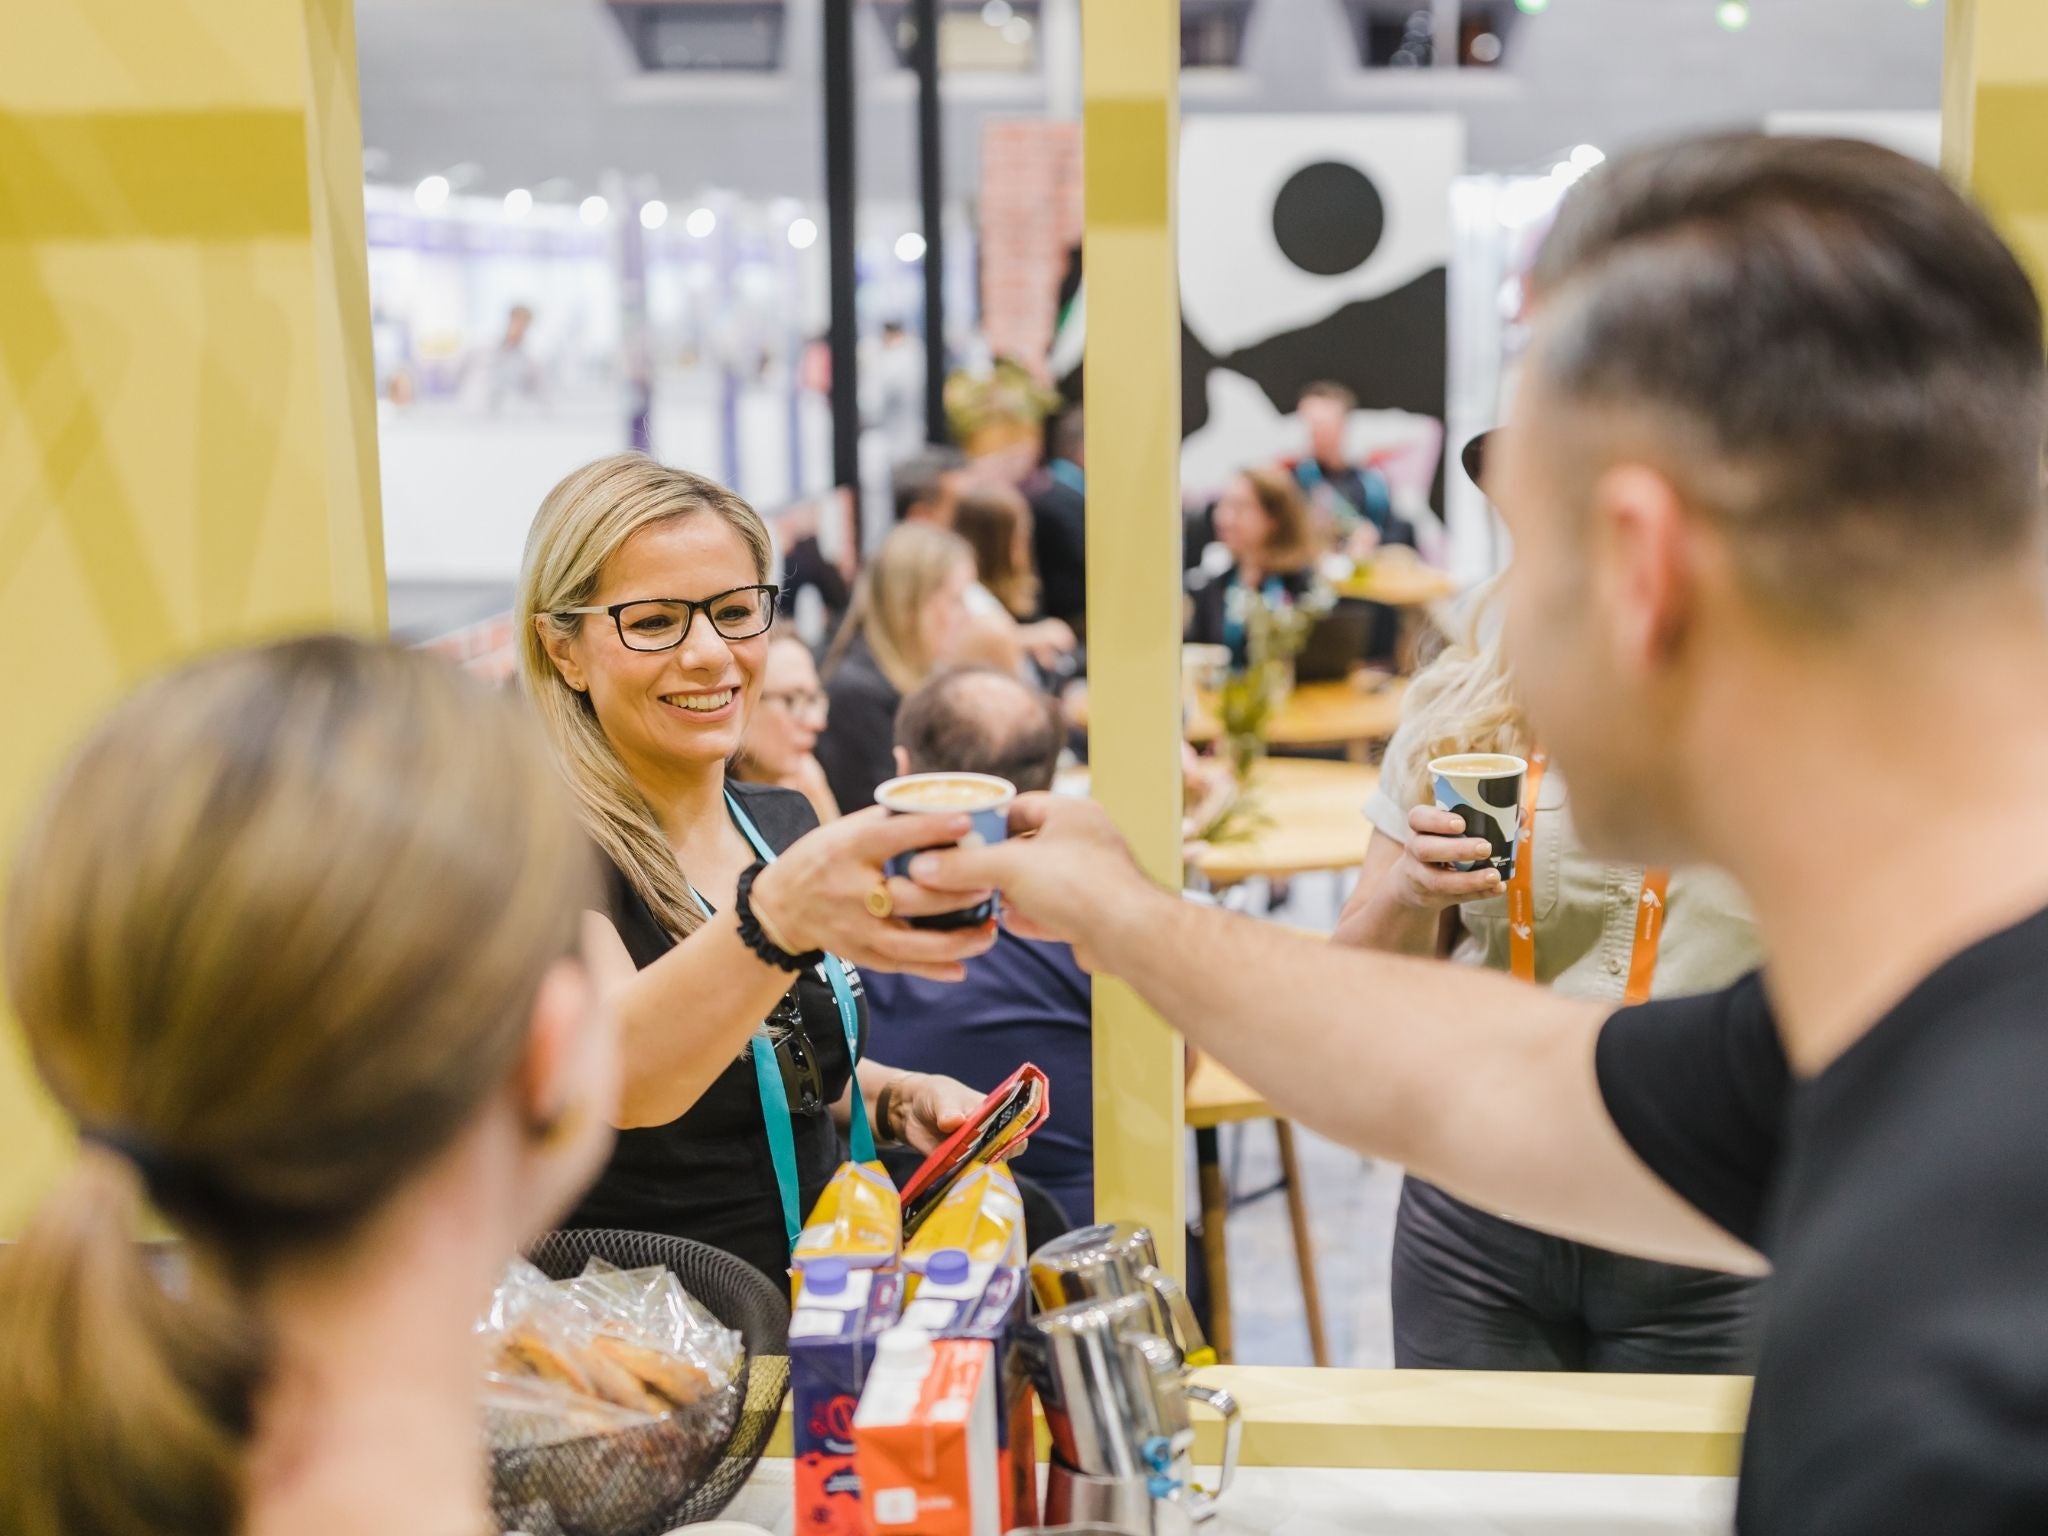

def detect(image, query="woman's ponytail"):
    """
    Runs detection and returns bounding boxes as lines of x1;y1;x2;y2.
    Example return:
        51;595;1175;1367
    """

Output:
0;1148;267;1536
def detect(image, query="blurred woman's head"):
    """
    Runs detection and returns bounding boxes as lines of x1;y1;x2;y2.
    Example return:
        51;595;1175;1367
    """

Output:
520;452;777;937
953;484;1038;619
740;633;830;780
1214;467;1317;574
1393;574;1529;799
827;522;975;695
0;636;616;1536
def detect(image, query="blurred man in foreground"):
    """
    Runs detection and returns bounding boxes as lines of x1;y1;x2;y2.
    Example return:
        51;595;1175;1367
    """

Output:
914;135;2048;1535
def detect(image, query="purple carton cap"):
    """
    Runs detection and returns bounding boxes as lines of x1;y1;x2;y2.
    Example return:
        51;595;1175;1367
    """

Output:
805;1257;851;1296
925;1248;971;1286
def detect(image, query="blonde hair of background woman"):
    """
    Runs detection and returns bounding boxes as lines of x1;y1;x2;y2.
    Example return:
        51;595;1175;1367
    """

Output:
1392;573;1531;799
0;636;595;1536
824;520;974;695
521;452;775;941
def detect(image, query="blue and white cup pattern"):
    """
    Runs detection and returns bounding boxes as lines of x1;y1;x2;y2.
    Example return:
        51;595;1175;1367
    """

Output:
875;772;1016;930
1429;753;1527;880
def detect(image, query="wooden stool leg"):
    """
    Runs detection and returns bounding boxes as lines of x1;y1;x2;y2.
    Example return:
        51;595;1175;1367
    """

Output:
1193;1126;1233;1365
1275;1120;1330;1367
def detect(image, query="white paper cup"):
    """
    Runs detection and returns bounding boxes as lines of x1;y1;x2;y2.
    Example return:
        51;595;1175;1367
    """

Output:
1428;753;1528;878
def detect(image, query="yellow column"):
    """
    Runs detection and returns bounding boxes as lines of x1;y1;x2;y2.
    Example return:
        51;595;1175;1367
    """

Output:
1945;0;2048;301
1082;0;1186;1261
0;0;384;1231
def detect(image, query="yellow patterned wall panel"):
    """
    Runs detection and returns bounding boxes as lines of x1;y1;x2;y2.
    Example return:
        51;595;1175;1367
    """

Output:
1945;0;2048;301
0;0;383;1232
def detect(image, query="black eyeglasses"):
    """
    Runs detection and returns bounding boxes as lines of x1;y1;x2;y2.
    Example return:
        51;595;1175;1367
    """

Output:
765;988;827;1114
557;585;780;653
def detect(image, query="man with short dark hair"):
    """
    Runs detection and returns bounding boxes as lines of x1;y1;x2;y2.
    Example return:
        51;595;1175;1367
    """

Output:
863;668;1095;1224
1293;378;1416;553
893;447;967;527
917;136;2048;1533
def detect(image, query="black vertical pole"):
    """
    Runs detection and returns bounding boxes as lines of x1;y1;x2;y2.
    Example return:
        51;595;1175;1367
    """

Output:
912;0;947;444
823;0;861;492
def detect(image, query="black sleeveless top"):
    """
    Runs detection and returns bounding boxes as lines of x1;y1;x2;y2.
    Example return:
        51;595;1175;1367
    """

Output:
562;781;868;1284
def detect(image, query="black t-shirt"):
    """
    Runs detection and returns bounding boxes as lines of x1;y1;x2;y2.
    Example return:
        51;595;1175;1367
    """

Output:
815;636;902;813
1595;904;2048;1534
563;781;867;1285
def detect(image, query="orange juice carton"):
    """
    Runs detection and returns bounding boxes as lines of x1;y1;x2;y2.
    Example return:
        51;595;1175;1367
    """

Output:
902;1166;1025;1293
793;1161;903;1300
792;1257;905;1536
853;1331;999;1536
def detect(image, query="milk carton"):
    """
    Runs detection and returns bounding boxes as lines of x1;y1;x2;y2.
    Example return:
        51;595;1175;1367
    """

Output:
853;1331;998;1536
791;1257;904;1535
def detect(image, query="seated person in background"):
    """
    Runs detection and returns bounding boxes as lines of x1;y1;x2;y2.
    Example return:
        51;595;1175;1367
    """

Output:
1027;405;1089;637
0;636;623;1536
952;483;1079;677
893;446;967;528
862;666;1096;1228
1290;380;1418;557
1337;576;1761;1373
732;630;839;824
1186;466;1322;670
817;521;976;811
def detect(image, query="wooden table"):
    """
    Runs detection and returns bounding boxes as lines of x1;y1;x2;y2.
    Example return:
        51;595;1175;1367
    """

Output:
1189;758;1379;888
1188;1054;1330;1368
1187;677;1407;760
1333;562;1459;608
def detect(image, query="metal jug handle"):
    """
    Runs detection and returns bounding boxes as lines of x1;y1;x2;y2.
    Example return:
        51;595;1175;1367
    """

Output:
1137;1263;1216;1369
1181;1382;1242;1520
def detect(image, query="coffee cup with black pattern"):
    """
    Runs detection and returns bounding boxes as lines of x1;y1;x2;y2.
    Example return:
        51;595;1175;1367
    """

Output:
874;772;1015;930
1428;753;1527;880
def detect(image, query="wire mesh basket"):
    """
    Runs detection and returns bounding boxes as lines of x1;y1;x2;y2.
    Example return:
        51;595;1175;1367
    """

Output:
491;1230;791;1535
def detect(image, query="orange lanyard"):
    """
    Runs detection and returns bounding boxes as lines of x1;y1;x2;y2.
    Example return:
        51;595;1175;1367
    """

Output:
1505;749;1671;1005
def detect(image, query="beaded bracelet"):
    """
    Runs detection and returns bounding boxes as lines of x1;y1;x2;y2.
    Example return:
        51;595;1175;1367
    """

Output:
735;861;823;974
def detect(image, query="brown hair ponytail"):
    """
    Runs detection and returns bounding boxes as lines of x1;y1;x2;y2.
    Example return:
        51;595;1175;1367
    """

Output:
0;635;597;1536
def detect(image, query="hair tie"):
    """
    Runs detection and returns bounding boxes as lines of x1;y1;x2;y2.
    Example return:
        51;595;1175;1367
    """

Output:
79;1125;212;1222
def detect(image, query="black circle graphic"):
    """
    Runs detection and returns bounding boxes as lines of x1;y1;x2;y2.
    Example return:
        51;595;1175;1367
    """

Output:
1271;160;1386;277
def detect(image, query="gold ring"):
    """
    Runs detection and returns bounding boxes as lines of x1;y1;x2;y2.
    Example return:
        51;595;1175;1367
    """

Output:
865;881;896;919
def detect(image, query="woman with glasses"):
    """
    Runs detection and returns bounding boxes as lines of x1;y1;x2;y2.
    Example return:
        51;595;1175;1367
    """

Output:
520;453;999;1285
734;632;839;824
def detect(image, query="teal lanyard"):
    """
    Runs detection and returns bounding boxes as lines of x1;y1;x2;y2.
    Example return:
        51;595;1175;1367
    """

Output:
721;788;875;1251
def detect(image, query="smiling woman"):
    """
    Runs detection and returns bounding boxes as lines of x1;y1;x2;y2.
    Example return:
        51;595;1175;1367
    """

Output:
516;453;1006;1284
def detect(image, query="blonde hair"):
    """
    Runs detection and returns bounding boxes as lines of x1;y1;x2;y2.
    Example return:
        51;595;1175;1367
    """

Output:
953;484;1037;618
1241;466;1319;574
519;452;775;940
1392;574;1532;799
0;636;595;1536
825;521;974;695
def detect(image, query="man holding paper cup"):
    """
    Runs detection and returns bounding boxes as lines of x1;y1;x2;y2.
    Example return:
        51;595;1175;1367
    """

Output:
911;135;2048;1536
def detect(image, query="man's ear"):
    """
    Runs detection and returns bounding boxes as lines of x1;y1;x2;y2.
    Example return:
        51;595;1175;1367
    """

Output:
893;745;912;778
1590;463;1693;672
535;613;589;694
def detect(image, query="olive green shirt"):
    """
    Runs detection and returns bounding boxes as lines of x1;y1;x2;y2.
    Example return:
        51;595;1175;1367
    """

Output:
1367;730;1761;1004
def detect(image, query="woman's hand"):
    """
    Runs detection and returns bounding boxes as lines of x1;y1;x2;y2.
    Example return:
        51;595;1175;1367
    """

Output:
1344;523;1383;562
750;807;999;981
890;1072;1026;1161
1390;804;1505;909
1020;618;1078;669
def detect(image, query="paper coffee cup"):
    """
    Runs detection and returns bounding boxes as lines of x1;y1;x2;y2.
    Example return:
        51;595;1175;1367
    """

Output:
874;772;1016;930
1428;753;1528;879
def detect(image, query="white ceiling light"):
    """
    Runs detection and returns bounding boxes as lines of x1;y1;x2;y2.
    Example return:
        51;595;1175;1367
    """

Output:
1469;32;1502;62
640;199;669;231
894;231;927;263
1569;144;1606;171
1003;16;1033;44
579;195;609;226
414;174;450;212
685;206;717;238
787;216;820;250
503;187;533;219
981;0;1013;24
1716;0;1750;29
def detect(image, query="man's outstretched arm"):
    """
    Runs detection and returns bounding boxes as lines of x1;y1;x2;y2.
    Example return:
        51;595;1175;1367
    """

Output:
912;795;1764;1275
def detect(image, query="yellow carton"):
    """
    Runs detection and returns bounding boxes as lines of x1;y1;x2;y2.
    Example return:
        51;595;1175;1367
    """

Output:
792;1162;903;1298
